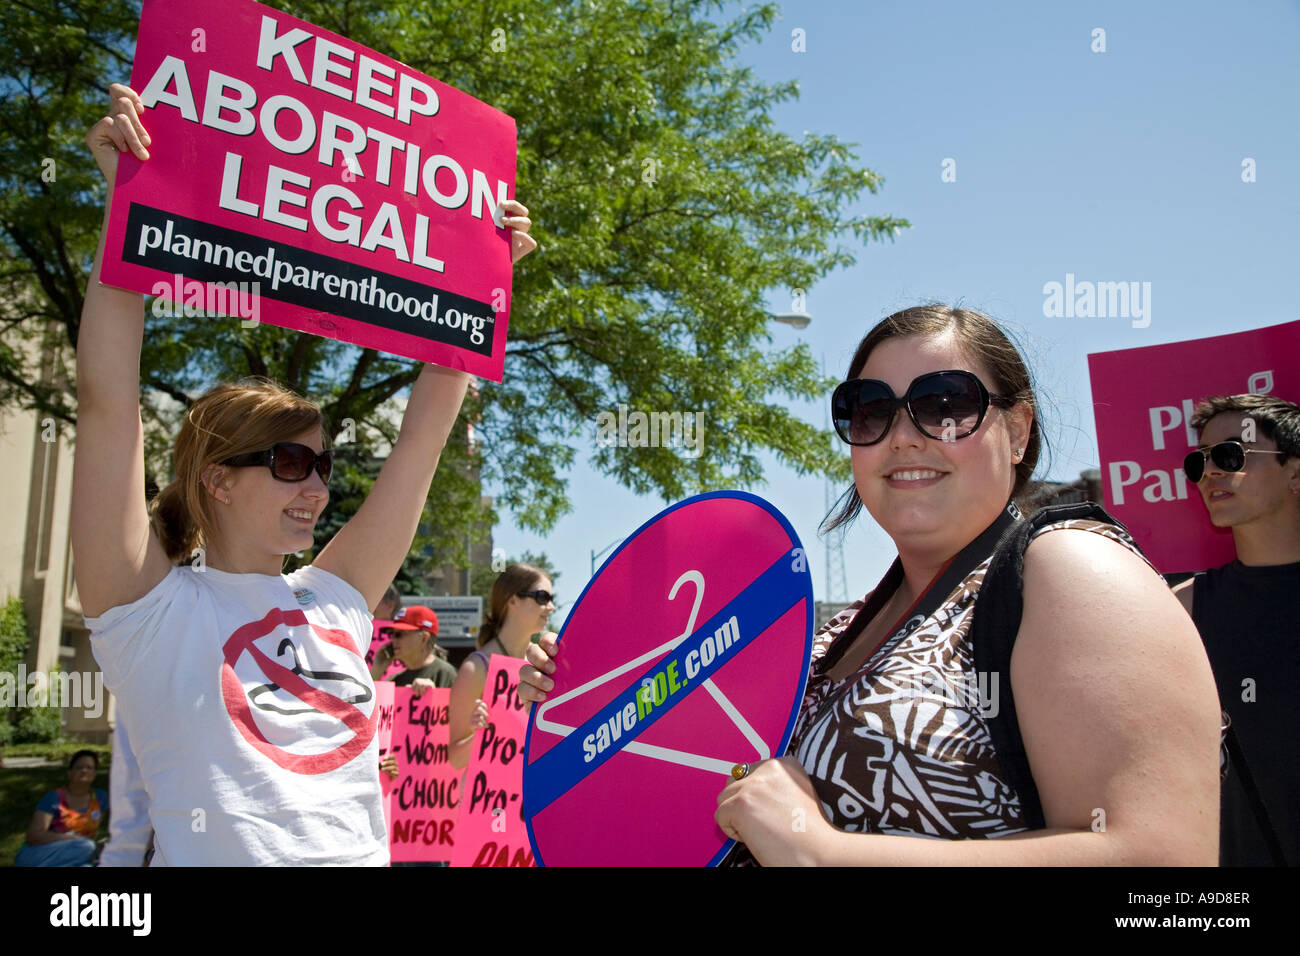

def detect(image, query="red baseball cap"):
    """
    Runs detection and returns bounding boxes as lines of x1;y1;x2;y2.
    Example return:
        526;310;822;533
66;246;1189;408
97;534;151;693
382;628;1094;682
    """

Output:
391;604;439;636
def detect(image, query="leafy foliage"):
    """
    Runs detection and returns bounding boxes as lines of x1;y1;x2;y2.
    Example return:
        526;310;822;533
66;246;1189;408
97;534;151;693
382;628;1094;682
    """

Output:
2;0;907;582
0;598;29;746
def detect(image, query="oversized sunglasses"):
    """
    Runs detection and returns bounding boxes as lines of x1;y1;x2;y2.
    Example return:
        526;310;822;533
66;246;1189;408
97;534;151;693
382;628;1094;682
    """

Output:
220;442;334;483
831;369;1015;446
1183;441;1285;482
517;589;554;605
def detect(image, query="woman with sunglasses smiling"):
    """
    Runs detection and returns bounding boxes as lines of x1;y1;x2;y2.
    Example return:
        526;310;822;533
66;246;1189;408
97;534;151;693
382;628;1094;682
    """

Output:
449;563;556;769
522;304;1222;865
71;85;536;865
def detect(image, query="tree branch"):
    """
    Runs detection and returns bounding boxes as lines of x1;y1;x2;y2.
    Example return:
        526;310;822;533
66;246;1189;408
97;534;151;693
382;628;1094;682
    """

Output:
144;376;194;409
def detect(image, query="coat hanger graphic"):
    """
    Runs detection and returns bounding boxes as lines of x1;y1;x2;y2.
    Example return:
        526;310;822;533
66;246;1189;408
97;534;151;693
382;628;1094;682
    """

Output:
533;570;769;775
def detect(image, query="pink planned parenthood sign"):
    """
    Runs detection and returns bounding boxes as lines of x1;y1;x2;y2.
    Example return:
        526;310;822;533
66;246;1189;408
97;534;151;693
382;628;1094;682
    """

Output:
1087;319;1300;574
102;0;517;380
523;491;814;866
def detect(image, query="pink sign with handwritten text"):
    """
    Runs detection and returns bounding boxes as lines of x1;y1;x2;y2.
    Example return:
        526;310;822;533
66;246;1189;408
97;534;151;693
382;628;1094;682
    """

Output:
388;687;459;862
374;681;397;841
450;655;534;867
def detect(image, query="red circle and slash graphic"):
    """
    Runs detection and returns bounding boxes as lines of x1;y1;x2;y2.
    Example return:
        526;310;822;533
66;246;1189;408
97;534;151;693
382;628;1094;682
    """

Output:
221;607;376;774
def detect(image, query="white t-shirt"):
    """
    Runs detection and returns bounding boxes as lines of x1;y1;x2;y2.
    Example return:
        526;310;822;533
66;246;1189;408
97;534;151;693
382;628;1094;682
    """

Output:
87;563;388;866
101;719;151;867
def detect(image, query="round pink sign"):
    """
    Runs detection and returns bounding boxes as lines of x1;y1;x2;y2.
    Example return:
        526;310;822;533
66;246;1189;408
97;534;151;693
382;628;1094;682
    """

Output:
523;492;813;865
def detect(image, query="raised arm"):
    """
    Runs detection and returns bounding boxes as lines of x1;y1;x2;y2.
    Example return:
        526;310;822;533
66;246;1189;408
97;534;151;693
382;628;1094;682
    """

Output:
71;85;172;618
448;655;492;769
314;202;535;608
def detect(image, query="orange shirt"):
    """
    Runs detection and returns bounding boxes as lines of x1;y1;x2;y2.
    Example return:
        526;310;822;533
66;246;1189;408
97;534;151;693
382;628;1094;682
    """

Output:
38;788;107;839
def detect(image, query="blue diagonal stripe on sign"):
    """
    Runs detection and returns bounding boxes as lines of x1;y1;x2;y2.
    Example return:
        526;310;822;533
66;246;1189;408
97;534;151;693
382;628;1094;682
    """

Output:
525;551;805;816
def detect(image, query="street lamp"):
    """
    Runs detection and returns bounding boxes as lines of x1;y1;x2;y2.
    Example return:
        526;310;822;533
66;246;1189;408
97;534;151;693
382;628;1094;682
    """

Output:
590;536;625;577
770;312;812;329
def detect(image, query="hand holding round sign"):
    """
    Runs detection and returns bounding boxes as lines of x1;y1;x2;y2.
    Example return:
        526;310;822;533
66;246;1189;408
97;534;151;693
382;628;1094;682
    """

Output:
522;492;814;866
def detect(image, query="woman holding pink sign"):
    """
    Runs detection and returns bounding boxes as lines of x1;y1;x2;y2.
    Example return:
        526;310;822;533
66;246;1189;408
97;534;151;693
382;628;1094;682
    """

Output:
522;305;1222;865
73;84;535;866
449;563;557;769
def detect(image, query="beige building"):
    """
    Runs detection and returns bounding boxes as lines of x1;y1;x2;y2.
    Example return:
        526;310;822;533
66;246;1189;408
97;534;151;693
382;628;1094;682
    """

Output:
0;340;109;742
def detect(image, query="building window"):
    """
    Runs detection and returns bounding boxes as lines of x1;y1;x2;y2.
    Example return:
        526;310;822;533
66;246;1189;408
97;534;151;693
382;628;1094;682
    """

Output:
33;437;58;577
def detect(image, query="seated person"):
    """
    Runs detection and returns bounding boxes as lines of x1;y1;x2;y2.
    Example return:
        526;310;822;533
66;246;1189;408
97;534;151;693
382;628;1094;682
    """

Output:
16;750;109;867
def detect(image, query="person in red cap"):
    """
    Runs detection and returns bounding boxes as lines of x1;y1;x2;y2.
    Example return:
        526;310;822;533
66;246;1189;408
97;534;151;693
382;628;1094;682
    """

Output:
372;604;457;695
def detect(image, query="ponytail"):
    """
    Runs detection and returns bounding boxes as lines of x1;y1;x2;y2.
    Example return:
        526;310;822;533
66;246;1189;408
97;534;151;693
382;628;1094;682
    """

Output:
477;610;503;649
150;479;203;564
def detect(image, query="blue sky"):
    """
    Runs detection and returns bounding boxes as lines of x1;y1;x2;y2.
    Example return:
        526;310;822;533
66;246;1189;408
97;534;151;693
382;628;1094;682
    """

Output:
488;0;1300;626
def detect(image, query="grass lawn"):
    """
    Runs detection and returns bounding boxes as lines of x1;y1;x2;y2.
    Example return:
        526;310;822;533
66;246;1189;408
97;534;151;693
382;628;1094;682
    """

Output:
0;764;111;867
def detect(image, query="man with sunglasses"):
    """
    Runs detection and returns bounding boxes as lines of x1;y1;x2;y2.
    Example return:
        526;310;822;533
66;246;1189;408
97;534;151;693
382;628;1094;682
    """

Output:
1173;393;1300;866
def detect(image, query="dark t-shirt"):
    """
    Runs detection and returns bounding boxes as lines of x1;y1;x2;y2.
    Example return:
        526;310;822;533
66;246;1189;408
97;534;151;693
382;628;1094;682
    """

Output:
1192;560;1300;866
391;657;457;689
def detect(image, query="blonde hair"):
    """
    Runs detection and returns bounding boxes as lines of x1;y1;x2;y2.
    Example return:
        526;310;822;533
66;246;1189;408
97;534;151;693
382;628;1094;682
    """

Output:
477;563;548;648
150;378;324;563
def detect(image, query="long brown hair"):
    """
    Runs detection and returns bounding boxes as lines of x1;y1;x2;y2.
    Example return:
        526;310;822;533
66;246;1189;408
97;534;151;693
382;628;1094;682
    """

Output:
150;378;324;563
822;304;1046;534
478;562;549;648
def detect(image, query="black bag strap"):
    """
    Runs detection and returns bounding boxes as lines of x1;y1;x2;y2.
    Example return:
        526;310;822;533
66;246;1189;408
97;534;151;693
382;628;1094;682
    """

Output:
1225;714;1289;865
971;501;1133;831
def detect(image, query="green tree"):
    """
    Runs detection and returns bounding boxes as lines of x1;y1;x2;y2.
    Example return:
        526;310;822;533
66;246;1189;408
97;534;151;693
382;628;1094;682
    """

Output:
0;597;29;746
1;0;908;579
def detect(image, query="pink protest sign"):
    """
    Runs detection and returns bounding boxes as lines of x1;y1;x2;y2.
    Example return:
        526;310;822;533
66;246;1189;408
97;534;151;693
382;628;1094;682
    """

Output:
366;620;405;681
523;491;814;866
102;0;517;380
374;681;397;838
450;655;535;867
1087;319;1300;573
388;687;459;862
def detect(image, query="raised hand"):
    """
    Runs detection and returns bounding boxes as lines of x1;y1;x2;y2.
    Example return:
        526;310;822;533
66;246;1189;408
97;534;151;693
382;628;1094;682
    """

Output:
499;199;536;264
86;83;151;183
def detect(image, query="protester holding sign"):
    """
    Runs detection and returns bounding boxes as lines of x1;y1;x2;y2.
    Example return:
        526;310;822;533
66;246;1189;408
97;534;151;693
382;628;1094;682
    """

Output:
449;564;556;769
524;305;1221;865
1172;394;1300;866
72;84;534;865
378;604;458;693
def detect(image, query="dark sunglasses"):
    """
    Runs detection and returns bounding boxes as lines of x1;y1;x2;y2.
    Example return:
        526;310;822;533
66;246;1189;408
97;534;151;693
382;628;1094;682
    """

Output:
220;442;334;483
832;369;1015;446
517;589;554;605
1183;441;1285;482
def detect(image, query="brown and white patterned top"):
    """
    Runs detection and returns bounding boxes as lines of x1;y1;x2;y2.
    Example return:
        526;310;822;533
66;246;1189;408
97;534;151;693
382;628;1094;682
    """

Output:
789;518;1148;840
